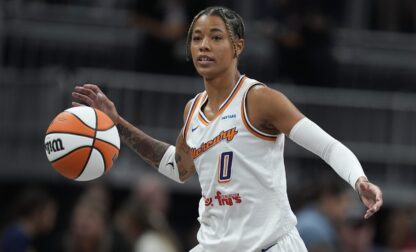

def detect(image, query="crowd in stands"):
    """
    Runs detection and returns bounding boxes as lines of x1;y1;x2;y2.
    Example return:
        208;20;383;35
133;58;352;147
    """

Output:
1;174;415;251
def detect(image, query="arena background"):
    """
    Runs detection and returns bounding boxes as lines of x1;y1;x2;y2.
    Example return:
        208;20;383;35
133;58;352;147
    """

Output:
1;0;416;251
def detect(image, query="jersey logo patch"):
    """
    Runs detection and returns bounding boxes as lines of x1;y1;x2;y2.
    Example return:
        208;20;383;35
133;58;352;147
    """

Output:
191;127;238;159
221;114;236;120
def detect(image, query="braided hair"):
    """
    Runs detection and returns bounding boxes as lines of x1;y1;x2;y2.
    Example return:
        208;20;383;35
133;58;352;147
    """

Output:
185;6;245;60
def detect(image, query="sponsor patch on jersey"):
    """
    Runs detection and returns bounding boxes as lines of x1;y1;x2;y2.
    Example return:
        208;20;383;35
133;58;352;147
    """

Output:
221;114;236;120
204;190;242;207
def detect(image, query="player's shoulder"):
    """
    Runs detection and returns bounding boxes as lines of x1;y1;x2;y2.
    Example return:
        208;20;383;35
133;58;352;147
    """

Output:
244;78;296;121
245;79;287;104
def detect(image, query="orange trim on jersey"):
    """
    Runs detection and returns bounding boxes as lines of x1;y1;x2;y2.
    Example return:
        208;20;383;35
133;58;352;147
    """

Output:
198;112;209;126
241;87;277;142
197;93;209;126
198;76;247;125
183;94;203;140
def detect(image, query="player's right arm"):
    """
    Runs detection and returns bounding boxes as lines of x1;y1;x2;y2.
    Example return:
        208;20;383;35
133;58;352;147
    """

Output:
71;84;195;182
173;100;197;182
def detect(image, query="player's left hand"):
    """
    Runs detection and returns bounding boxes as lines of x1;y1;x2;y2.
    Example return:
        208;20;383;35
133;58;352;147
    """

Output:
355;177;383;219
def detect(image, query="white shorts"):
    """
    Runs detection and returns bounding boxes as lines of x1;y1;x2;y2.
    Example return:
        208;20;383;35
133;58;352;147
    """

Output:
190;228;307;252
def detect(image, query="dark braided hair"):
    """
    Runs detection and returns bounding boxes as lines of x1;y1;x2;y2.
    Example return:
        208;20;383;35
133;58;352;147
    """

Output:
185;6;245;60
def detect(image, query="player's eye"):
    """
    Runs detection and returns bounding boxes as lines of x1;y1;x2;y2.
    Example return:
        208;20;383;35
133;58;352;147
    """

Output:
192;36;202;41
212;35;223;41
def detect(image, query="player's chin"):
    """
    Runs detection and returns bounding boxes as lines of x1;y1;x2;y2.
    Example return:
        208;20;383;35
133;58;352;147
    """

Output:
195;66;218;79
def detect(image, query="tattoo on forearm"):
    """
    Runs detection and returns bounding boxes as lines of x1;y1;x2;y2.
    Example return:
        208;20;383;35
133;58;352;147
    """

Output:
175;153;182;164
175;153;189;177
179;169;188;177
117;123;169;169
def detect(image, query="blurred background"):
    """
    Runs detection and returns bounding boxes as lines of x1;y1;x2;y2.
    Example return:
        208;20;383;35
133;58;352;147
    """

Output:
1;0;416;251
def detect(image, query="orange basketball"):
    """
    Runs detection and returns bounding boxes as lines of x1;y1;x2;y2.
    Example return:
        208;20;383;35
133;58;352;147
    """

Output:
44;106;120;181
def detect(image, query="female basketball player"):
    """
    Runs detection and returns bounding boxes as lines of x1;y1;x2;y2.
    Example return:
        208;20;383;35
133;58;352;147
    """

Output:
72;6;383;252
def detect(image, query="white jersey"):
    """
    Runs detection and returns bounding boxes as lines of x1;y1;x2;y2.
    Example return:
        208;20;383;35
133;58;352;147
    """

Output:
184;75;297;252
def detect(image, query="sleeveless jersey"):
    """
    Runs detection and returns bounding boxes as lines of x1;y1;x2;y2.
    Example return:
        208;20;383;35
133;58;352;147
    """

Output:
184;75;297;252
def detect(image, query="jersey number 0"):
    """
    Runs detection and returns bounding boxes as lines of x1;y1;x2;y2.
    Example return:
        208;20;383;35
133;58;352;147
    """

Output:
218;151;233;183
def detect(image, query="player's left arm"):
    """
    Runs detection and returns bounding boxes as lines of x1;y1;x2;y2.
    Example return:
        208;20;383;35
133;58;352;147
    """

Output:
246;85;383;219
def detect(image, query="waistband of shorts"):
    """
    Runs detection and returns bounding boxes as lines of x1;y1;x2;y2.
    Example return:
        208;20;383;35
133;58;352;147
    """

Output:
261;227;300;251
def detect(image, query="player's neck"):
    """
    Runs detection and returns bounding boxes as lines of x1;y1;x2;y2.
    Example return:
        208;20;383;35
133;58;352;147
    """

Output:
203;70;241;112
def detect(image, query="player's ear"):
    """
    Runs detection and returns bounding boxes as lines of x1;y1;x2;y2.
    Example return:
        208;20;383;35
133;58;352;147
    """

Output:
235;38;244;58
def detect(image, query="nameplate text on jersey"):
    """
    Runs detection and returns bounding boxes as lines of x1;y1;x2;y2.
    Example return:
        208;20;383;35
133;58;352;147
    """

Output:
191;127;238;159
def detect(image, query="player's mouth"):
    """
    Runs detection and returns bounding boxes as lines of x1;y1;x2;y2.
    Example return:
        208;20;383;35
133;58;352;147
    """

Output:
197;55;215;66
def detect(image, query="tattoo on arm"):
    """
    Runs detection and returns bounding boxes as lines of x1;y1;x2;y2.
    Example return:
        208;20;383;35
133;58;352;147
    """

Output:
175;153;189;177
117;123;170;169
175;153;182;163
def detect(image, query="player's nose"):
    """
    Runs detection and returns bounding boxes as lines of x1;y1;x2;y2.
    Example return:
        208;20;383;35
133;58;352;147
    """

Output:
199;38;210;51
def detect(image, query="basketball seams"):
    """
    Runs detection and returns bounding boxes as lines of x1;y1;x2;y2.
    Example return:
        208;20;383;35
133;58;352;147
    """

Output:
50;146;91;163
76;149;105;181
94;138;120;151
96;124;115;131
67;111;96;131
95;109;115;130
46;111;95;137
75;109;99;179
93;147;107;173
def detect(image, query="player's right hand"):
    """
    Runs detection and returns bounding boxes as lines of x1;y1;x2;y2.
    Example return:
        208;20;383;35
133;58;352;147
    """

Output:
72;84;120;124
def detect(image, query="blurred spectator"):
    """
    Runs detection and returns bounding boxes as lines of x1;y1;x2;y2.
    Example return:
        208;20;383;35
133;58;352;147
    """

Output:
133;175;170;220
81;182;112;211
296;177;351;252
131;0;187;74
67;199;111;252
114;197;180;252
50;186;114;252
131;174;182;252
374;0;416;32
382;207;416;251
135;228;179;252
338;198;383;252
113;199;148;251
259;0;304;83
258;0;338;86
132;174;172;235
0;187;57;252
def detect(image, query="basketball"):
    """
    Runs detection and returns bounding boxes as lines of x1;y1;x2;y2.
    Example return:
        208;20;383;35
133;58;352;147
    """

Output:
44;106;120;181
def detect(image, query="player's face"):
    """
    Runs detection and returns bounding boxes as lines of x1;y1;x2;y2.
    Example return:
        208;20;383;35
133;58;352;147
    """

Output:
190;15;241;79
